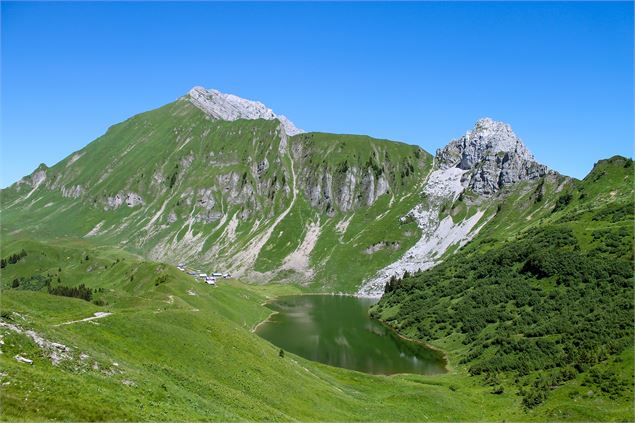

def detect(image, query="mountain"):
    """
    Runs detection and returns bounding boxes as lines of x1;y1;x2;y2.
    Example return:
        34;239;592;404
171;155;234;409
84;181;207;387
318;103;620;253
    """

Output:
1;87;632;421
1;88;561;295
187;86;304;136
358;117;562;295
1;87;431;292
436;117;550;195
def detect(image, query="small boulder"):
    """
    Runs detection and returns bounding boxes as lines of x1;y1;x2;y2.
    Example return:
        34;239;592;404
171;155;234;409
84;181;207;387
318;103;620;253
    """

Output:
15;355;33;365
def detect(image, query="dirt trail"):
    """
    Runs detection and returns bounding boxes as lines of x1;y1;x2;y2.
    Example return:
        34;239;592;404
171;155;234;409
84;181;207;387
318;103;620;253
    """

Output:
55;312;112;327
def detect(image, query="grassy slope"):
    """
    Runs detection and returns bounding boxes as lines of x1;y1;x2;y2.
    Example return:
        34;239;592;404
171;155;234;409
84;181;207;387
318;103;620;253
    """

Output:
1;237;528;422
0;94;631;421
373;156;635;421
0;100;294;252
1;100;430;293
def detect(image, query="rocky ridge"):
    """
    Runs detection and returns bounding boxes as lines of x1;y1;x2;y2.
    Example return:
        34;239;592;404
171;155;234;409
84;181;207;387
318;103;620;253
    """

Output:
187;86;304;136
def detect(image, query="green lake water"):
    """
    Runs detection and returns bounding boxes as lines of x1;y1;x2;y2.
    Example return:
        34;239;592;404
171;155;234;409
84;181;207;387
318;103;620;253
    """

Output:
255;295;447;375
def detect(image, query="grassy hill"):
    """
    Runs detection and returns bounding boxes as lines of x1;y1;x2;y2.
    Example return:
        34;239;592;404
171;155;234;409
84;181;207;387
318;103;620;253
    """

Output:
373;156;635;421
0;237;532;421
2;181;633;421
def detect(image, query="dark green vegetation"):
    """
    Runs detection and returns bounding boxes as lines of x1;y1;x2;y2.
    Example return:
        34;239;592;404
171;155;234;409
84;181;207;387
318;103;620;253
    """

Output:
374;156;634;420
48;283;94;302
255;295;446;375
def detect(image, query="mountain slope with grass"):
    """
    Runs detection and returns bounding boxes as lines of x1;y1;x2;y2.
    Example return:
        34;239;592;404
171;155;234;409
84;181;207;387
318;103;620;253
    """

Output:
0;93;566;295
373;155;634;420
2;232;631;421
1;89;433;293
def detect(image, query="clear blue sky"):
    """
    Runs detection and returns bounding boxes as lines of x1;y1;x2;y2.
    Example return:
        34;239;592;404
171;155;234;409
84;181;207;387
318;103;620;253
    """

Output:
1;1;633;187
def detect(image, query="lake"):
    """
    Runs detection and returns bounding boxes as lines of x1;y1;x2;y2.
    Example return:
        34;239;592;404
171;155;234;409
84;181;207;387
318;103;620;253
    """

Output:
255;294;447;375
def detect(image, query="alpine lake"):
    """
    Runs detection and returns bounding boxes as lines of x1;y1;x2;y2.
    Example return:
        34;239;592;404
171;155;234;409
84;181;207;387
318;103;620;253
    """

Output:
255;295;447;376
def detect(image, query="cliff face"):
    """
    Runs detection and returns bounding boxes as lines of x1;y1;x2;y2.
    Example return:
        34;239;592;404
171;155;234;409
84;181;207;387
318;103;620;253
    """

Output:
436;118;551;195
291;133;426;214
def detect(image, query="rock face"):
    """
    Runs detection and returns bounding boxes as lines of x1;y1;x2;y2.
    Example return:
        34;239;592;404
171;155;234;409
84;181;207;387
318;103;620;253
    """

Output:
61;185;85;199
358;118;554;297
358;166;487;297
436;118;550;195
290;134;423;214
187;86;304;136
297;163;389;213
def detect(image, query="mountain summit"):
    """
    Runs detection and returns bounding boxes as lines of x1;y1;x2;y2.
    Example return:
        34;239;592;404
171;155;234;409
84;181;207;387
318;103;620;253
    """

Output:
186;86;304;136
436;117;550;195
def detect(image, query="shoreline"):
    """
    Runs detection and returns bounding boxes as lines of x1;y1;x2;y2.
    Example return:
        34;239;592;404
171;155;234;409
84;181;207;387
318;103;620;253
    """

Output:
251;306;278;333
374;316;452;374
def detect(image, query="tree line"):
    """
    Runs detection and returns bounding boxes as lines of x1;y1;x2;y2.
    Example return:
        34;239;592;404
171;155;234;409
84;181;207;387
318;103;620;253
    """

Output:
0;249;27;268
48;283;93;302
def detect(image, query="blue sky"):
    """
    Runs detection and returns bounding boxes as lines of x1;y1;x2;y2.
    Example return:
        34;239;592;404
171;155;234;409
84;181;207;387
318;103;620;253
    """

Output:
1;1;633;187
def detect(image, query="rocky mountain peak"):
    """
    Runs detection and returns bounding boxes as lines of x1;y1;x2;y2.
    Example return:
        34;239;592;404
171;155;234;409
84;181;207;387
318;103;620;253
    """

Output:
438;118;535;170
436;118;550;195
186;86;304;136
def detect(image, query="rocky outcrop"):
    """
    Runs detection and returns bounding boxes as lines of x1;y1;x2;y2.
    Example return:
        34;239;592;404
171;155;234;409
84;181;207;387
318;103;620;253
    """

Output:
359;118;552;296
15;165;47;190
215;172;257;212
61;185;85;199
197;188;216;210
194;211;223;224
187;86;304;136
1;321;72;366
436;118;550;195
296;163;393;213
363;241;400;255
30;168;48;188
104;192;144;210
290;136;412;214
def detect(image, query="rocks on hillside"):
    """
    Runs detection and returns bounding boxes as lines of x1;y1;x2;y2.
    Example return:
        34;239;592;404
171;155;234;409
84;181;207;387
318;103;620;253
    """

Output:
104;192;145;210
436;118;550;195
187;86;304;136
15;164;47;190
295;157;391;214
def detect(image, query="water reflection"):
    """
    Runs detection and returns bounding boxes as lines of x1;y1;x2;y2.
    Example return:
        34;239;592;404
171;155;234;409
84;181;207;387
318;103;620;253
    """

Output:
255;295;446;375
